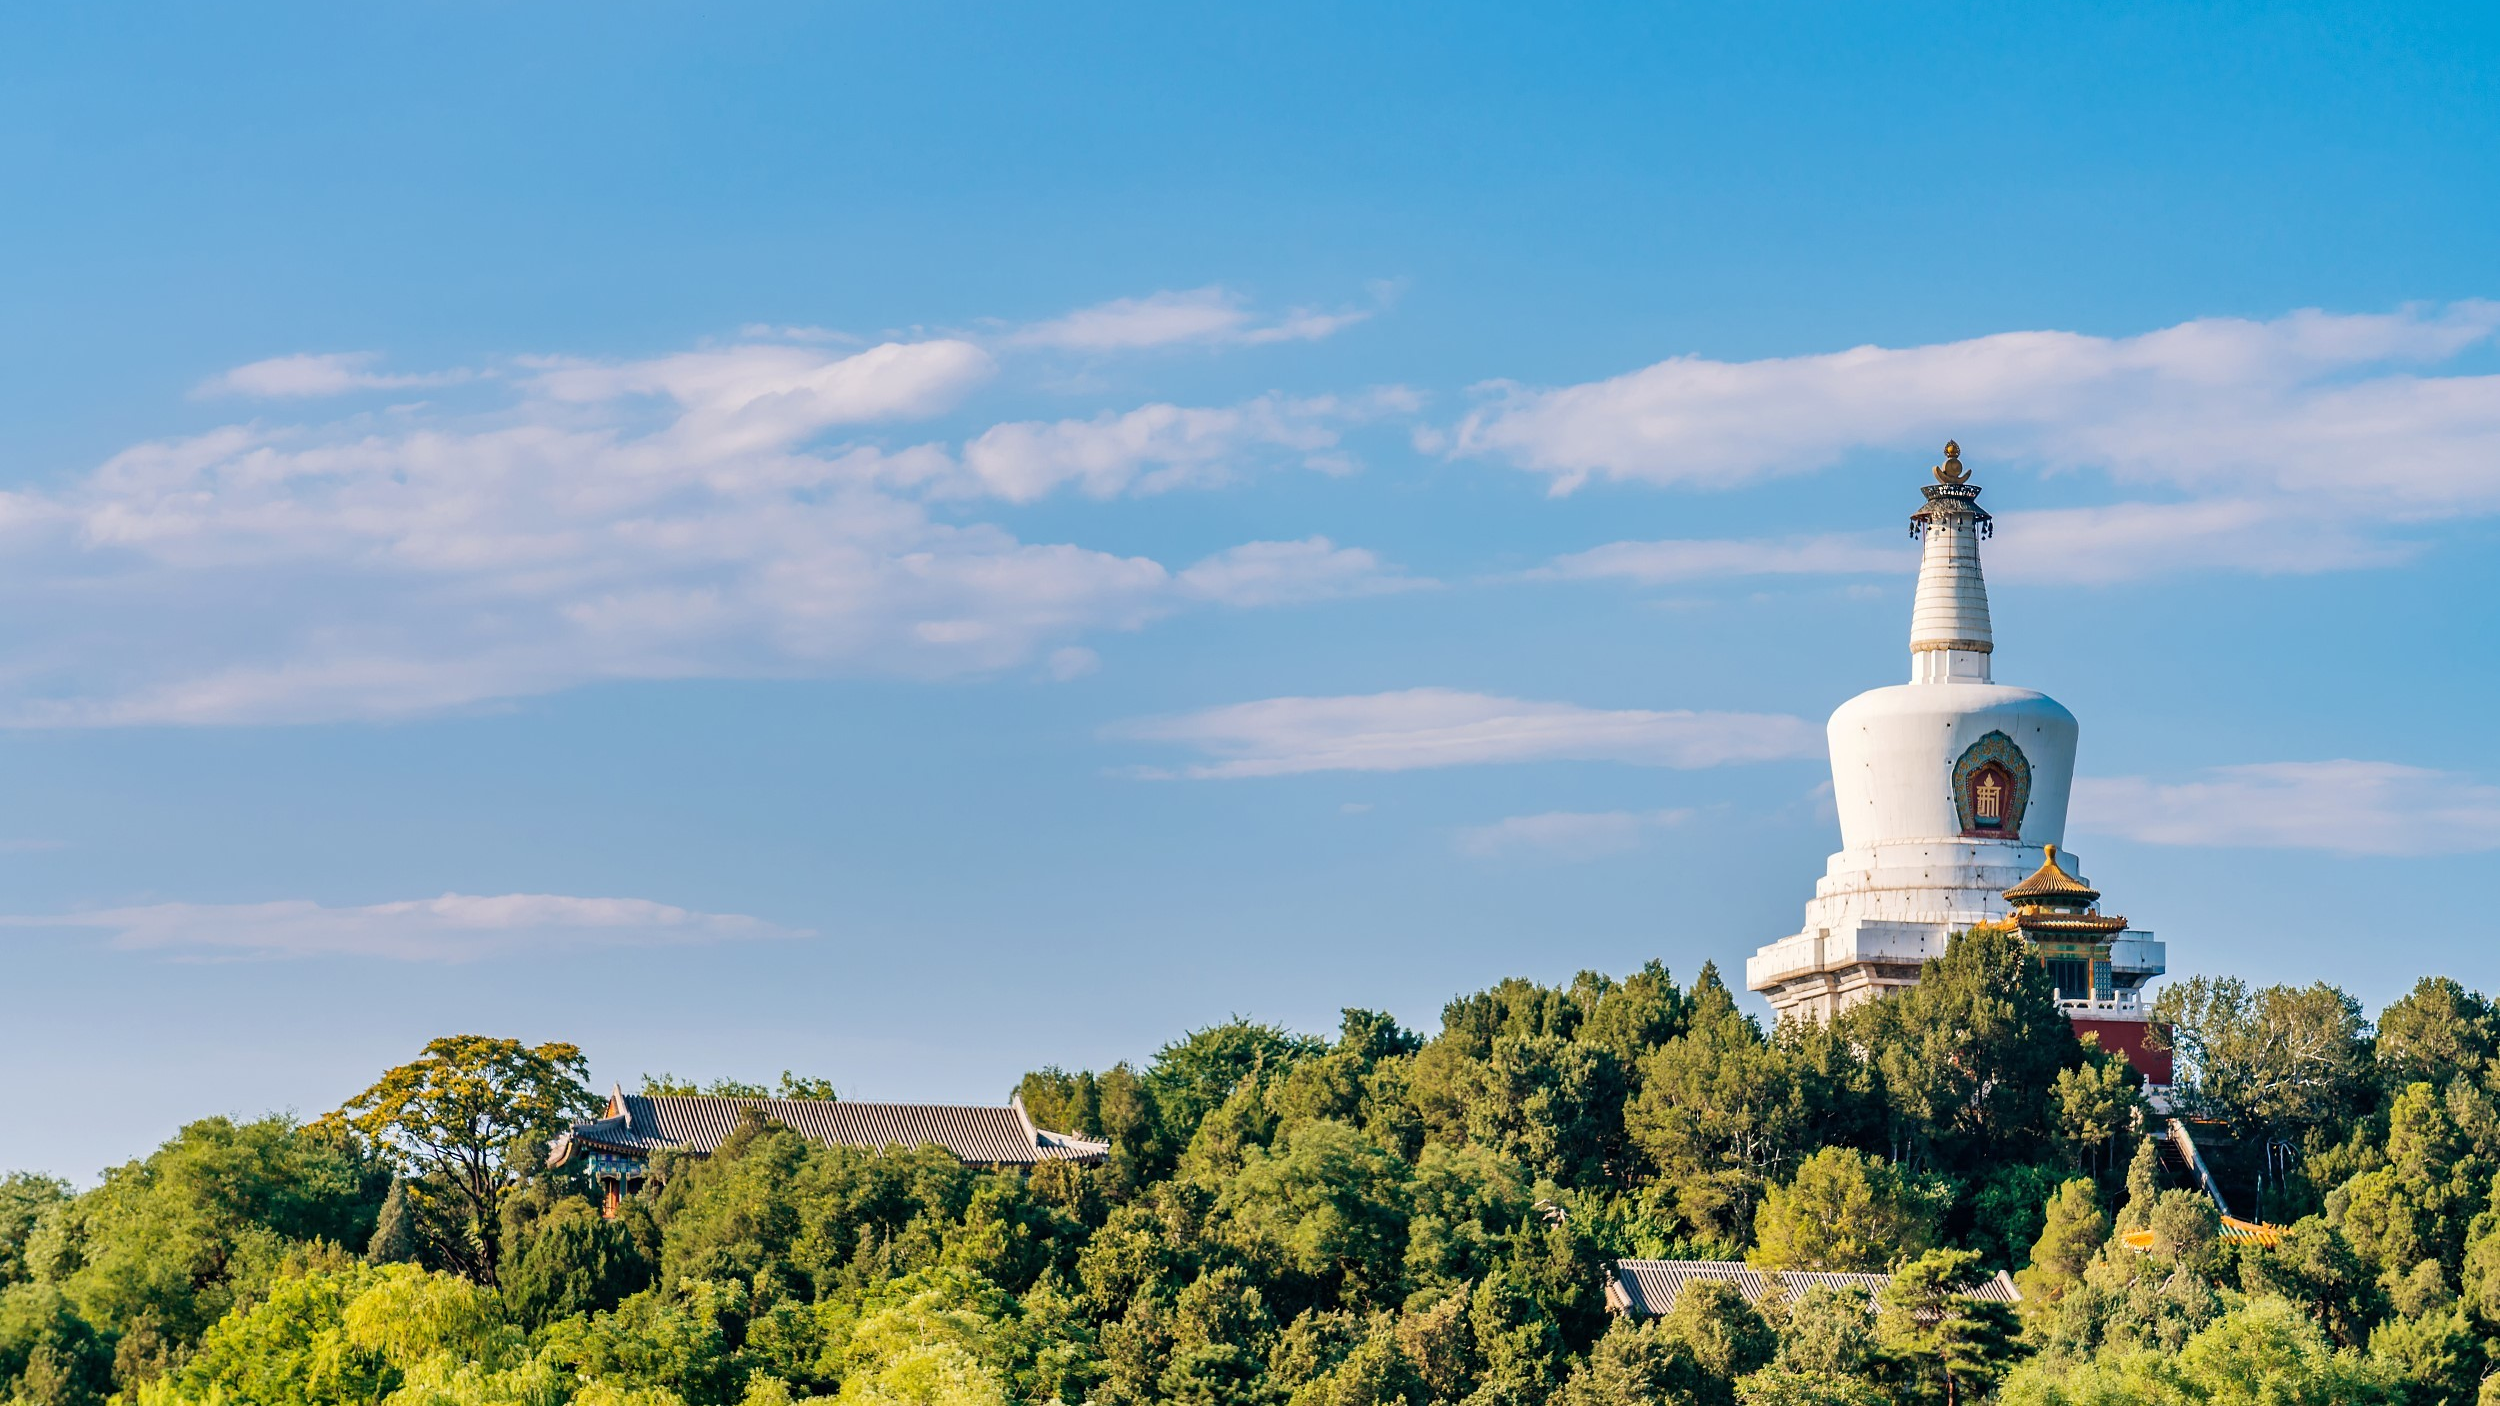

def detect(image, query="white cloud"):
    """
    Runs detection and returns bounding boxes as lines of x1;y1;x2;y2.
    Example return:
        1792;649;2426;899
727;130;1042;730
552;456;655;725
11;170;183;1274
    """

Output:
955;394;1382;502
1177;537;1428;607
2073;761;2500;856
1455;808;1695;861
199;352;471;399
2;893;805;962
1113;688;1820;779
526;339;997;457
0;336;1418;725
1485;304;2500;586
1010;287;1372;351
1453;303;2500;502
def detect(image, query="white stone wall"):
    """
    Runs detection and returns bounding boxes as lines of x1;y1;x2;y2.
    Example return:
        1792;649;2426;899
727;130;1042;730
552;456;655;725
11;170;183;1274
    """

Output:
1825;684;2078;855
1908;511;1993;657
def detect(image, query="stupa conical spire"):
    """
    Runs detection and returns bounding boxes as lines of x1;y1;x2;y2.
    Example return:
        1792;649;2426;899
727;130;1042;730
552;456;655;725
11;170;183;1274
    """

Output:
1907;440;1994;684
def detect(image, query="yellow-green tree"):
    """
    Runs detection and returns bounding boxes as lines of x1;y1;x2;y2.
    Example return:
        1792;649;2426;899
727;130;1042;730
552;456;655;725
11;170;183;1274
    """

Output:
327;1036;593;1285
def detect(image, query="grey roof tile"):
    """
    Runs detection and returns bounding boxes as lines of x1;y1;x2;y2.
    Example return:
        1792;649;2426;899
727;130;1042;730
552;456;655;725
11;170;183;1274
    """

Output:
1604;1259;2020;1316
554;1089;1108;1168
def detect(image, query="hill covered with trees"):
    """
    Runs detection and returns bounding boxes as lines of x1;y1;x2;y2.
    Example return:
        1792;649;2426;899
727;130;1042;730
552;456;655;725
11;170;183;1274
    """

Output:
6;928;2499;1405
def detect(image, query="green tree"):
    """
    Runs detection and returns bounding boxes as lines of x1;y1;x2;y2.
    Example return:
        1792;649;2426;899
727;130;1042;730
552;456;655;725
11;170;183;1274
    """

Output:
130;1266;393;1406
1017;1069;1103;1138
1405;972;1644;1190
821;1268;1029;1406
2374;977;2497;1096
365;1179;420;1265
1841;926;2078;1169
2330;1080;2489;1281
1575;963;1692;1079
2015;1179;2108;1308
1964;1163;2065;1274
1095;1064;1172;1188
326;1035;594;1285
2367;1304;2479;1406
1148;1021;1328;1149
0;1176;70;1290
1769;1285;1877;1378
1654;1280;1776;1406
545;1279;745;1405
2242;1214;2382;1349
1559;1316;1681;1406
1467;1269;1566;1405
2113;1136;2160;1234
43;1115;386;1386
1749;1148;1943;1273
2052;1043;2143;1176
499;1191;653;1328
1998;1297;2394;1406
0;1283;113;1406
1158;1265;1275;1405
2152;977;2369;1145
1626;979;1808;1241
654;1115;811;1295
1216;1120;1412;1309
1733;1367;1885;1406
1877;1249;2021;1406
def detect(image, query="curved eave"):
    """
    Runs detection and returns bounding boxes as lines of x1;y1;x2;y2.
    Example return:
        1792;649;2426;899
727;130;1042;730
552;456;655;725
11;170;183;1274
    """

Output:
2016;914;2130;937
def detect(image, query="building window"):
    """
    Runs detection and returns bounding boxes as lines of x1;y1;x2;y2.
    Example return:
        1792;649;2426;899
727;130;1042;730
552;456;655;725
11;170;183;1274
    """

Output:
2045;957;2092;1001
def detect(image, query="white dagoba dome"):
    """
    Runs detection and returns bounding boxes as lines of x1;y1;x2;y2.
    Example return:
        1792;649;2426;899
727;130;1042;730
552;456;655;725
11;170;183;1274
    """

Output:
1746;443;2161;1023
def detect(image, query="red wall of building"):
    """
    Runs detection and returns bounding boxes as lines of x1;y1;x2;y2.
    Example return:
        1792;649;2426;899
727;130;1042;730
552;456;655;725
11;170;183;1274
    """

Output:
2071;1016;2173;1086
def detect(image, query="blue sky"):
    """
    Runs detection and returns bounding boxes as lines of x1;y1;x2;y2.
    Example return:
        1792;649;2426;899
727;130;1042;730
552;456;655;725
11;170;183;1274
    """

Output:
5;3;2498;1179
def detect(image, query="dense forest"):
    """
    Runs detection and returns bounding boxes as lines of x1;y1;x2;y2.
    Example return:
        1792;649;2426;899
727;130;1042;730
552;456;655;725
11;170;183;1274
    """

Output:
7;928;2500;1405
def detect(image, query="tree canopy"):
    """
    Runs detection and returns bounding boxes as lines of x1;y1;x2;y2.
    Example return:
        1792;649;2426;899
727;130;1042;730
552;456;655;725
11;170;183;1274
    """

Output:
5;957;2496;1406
325;1035;595;1284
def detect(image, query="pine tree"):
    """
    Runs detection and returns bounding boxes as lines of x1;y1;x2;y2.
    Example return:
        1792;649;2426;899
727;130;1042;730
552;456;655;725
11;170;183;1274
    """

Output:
2015;1178;2108;1306
1878;1250;2023;1406
366;1178;420;1265
2113;1136;2161;1233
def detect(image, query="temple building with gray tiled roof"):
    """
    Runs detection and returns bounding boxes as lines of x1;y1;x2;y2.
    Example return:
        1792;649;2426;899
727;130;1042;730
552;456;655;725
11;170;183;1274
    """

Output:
548;1085;1109;1213
1604;1259;2021;1317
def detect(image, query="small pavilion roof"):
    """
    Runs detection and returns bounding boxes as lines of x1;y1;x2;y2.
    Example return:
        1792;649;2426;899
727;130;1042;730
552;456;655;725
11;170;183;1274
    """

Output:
2002;844;2101;907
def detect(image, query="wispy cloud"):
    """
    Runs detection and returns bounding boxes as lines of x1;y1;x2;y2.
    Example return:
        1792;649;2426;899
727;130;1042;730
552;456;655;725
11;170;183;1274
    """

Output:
1454;808;1695;861
955;392;1403;502
1177;537;1429;607
525;338;998;455
1113;688;1819;779
1453;303;2500;494
198;352;473;399
0;335;1423;726
2;893;806;962
1010;286;1372;351
2073;761;2500;855
1450;304;2500;578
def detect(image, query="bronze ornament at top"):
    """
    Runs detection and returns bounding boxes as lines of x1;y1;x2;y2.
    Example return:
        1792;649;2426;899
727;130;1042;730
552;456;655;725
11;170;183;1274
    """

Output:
1933;440;1969;485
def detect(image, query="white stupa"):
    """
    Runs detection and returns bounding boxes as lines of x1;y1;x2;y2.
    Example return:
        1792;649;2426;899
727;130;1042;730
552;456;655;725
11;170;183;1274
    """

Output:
1745;443;2164;1026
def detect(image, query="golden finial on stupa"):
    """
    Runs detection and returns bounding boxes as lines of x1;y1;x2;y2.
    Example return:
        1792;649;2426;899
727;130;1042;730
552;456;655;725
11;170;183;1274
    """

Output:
1933;440;1969;485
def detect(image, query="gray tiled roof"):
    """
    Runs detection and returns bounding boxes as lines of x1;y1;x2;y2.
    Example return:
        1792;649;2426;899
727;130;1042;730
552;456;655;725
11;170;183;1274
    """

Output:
553;1088;1108;1169
1604;1260;2020;1316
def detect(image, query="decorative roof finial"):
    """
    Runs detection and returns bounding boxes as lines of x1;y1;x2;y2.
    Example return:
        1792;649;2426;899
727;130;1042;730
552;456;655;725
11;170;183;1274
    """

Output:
1933;440;1969;485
